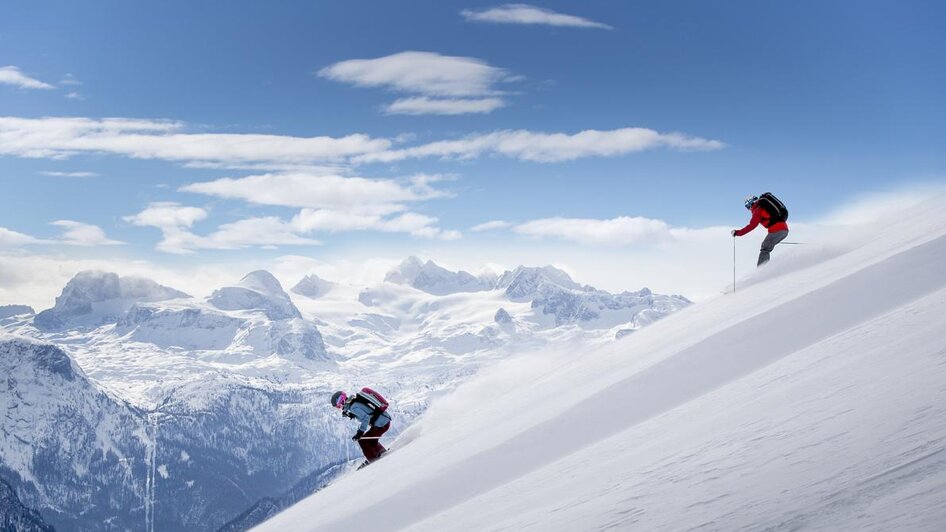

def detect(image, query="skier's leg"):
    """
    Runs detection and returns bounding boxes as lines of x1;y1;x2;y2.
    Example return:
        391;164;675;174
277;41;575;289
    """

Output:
360;423;390;461
758;230;789;266
374;422;390;457
358;437;373;460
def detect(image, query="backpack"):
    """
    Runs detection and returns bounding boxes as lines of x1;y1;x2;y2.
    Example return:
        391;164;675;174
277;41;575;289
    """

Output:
349;387;390;425
756;192;789;224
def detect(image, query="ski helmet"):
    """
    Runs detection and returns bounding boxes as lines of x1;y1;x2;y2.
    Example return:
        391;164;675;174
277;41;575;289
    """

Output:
744;195;759;210
330;391;347;408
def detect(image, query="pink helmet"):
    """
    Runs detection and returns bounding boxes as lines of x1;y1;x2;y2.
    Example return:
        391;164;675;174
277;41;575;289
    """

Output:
330;391;348;408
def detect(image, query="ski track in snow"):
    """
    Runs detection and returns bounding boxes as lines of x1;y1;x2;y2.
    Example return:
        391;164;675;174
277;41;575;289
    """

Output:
257;198;946;532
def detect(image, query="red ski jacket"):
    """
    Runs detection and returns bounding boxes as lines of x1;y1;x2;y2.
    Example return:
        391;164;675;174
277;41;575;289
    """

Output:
734;204;789;236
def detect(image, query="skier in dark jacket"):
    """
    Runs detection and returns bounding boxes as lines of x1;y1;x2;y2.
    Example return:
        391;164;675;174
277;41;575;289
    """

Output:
331;389;392;467
733;194;790;266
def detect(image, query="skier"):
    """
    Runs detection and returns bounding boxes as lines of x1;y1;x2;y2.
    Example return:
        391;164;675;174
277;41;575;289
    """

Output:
732;193;790;266
331;388;392;468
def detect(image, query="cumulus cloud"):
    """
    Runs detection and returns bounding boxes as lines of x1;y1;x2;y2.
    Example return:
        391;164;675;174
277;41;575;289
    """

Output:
384;97;505;115
471;220;512;232
319;51;518;115
51;221;124;246
0;66;55;90
357;127;725;164
125;202;208;230
0;116;390;168
461;4;613;30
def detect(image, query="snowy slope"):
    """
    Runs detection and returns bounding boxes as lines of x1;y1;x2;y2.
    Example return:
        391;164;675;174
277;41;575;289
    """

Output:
258;196;946;531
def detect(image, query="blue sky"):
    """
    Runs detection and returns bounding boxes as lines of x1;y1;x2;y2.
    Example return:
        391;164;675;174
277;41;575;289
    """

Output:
1;1;945;305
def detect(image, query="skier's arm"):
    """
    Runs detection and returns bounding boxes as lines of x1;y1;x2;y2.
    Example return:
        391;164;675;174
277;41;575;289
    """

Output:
734;208;761;237
349;403;372;433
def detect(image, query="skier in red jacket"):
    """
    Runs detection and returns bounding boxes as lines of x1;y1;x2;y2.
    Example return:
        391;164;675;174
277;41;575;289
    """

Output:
732;194;790;266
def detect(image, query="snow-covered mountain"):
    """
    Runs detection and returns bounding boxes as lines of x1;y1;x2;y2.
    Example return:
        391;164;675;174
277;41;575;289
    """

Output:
385;256;493;295
259;197;946;531
0;304;33;320
33;270;188;331
209;270;301;320
291;274;335;299
0;261;687;531
0;336;148;531
0;476;53;532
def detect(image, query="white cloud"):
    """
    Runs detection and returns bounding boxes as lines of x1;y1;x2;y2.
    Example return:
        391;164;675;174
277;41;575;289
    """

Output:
207;217;322;248
0;66;55;90
51;221;123;246
180;173;446;212
125;203;321;254
65;92;84;100
0;227;44;246
291;209;461;240
60;74;82;86
319;51;513;97
384;97;505;115
125;202;208;230
514;216;674;246
179;172;460;241
356;127;725;164
461;4;613;30
319;51;518;115
1;222;121;248
470;220;511;232
40;171;99;178
0;116;390;167
2;116;723;167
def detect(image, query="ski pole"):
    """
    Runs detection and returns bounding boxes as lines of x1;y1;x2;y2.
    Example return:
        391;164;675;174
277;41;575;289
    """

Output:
779;242;807;245
733;235;736;293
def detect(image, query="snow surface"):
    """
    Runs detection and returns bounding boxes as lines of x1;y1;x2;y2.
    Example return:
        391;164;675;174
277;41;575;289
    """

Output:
258;196;946;531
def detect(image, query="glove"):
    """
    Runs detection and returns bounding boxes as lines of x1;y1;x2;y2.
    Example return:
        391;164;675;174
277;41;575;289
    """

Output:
731;229;738;237
352;430;365;441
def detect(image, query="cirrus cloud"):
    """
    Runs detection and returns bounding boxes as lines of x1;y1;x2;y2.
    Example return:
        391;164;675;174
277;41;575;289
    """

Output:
0;116;390;167
461;4;613;30
179;172;449;213
471;220;512;232
0;66;55;90
356;127;725;164
384;96;506;116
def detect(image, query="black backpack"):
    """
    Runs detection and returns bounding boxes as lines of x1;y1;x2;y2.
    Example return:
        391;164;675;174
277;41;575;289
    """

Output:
756;192;788;224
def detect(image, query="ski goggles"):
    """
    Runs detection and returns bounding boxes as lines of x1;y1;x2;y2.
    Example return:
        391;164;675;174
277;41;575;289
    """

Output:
334;392;348;408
